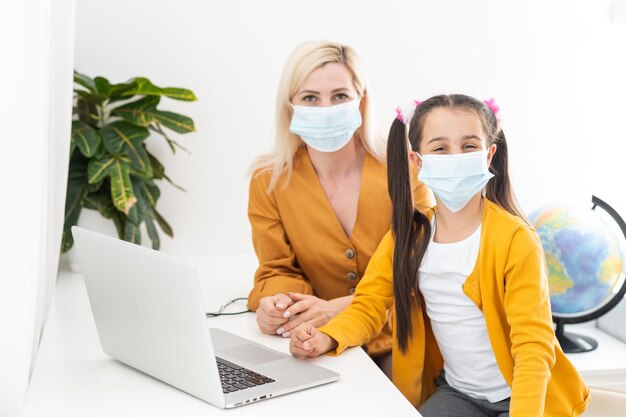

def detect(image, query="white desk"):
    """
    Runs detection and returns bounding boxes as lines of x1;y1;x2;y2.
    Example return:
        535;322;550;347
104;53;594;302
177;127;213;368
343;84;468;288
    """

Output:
564;323;626;391
23;255;420;416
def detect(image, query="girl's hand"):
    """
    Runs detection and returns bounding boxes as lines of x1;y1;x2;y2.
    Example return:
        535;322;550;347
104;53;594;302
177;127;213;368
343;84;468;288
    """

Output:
256;293;294;335
289;323;338;358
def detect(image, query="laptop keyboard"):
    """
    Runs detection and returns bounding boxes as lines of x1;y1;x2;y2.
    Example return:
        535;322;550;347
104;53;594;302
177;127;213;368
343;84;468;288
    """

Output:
216;357;275;394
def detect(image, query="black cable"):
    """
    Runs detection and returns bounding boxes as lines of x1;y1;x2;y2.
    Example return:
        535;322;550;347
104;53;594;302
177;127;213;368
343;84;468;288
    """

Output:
205;297;250;317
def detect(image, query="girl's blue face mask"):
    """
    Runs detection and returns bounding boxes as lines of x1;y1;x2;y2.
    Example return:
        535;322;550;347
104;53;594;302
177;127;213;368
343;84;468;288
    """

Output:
289;99;362;153
417;150;494;212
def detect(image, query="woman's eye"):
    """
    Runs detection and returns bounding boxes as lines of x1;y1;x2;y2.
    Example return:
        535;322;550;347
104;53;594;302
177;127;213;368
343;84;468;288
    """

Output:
302;95;317;102
433;146;446;152
333;93;350;101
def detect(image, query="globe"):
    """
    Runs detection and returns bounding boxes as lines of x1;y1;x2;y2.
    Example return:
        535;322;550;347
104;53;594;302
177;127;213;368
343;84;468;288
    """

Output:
529;196;626;353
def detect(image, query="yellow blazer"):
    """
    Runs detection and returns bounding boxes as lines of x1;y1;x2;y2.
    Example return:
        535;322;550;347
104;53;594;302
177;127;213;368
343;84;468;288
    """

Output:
247;148;432;356
319;199;589;416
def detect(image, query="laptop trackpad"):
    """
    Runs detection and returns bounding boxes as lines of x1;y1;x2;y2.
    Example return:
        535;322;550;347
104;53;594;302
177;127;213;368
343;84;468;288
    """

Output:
221;344;284;365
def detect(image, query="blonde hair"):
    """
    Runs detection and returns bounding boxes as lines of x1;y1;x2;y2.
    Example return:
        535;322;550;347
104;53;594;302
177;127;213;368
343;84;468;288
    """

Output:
250;40;384;192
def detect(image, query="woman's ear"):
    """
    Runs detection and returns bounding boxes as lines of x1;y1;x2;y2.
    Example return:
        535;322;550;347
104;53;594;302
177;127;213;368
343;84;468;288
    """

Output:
487;143;497;166
409;151;422;170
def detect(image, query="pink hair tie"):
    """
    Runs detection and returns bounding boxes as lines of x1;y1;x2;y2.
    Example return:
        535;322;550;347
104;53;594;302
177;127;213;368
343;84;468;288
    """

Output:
395;106;404;122
483;98;500;116
395;100;421;124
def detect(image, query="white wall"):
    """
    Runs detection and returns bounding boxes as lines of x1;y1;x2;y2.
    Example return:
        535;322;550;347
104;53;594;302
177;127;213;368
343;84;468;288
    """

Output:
74;0;626;256
0;1;75;416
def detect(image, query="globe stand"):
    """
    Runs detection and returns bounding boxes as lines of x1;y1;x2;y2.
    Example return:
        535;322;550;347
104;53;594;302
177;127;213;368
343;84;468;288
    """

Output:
554;319;598;353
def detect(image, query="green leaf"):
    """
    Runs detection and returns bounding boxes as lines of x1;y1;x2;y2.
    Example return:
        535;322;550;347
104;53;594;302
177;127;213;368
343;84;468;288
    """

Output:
145;216;160;250
123;220;141;244
71;121;101;157
85;187;126;238
143;179;161;206
108;81;136;100
101;121;151;174
127;204;140;225
149;124;191;155
81;185;126;239
87;156;137;214
133;177;160;250
154;111;195;134
149;124;175;153
93;141;106;160
154;208;173;238
75;89;108;105
75;98;99;125
149;153;164;180
109;158;137;215
147;152;186;191
83;187;115;217
121;77;197;101
112;96;160;127
74;70;95;92
112;214;125;239
62;158;89;252
94;76;112;97
87;178;103;192
87;156;115;184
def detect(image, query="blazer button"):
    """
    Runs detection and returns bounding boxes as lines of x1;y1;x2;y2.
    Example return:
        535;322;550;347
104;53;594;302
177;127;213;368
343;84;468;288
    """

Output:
348;287;356;295
345;248;355;259
347;271;358;281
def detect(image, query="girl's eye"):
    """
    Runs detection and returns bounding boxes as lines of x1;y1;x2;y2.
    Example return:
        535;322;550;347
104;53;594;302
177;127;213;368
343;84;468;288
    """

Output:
433;146;446;152
464;144;478;150
302;95;318;102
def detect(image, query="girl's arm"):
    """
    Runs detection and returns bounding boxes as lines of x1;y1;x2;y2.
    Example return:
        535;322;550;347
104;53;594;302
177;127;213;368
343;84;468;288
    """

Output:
316;230;396;355
504;226;557;417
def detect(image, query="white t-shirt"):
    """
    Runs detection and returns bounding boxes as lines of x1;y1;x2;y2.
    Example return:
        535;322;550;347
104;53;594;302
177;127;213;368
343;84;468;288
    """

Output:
418;219;511;402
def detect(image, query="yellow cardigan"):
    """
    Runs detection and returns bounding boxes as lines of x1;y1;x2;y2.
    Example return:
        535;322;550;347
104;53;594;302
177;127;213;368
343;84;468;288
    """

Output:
319;199;589;416
247;147;432;356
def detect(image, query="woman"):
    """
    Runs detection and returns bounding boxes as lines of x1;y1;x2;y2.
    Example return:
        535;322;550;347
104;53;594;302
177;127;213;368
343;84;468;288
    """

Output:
247;40;431;366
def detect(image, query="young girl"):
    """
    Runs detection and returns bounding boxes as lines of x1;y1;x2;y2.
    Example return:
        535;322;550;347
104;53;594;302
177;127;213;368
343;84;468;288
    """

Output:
289;94;589;416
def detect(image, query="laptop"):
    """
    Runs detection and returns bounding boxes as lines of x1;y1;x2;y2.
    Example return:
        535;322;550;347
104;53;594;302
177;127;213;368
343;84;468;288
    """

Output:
71;226;339;408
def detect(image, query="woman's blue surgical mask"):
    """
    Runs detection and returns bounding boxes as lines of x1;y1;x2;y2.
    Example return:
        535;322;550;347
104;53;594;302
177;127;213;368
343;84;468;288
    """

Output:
417;150;494;212
289;99;362;153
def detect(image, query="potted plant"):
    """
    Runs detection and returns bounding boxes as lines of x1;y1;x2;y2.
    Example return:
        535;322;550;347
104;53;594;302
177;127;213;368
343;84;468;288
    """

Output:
62;71;197;252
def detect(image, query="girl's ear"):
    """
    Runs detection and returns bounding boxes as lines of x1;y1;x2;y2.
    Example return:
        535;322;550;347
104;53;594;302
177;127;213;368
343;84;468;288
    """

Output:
409;151;422;170
487;143;497;166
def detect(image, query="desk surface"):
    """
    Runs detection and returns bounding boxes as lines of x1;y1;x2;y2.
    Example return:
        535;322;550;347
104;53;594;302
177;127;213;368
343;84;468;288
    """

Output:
23;255;626;416
564;323;626;374
23;255;420;417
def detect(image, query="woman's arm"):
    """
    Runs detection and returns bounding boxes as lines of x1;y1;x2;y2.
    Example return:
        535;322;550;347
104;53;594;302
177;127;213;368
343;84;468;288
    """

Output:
247;172;313;312
273;294;353;337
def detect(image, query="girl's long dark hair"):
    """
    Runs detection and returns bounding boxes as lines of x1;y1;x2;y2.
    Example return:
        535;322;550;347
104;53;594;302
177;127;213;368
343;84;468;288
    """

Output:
388;94;526;353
